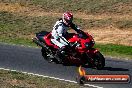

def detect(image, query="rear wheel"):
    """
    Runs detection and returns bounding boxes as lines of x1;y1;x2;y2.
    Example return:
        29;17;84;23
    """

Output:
93;52;105;70
41;47;61;64
41;48;54;63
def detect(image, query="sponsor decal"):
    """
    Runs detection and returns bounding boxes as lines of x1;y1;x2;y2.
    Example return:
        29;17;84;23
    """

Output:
76;66;130;85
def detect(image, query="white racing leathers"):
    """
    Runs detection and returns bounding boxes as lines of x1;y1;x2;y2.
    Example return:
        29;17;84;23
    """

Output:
51;19;80;48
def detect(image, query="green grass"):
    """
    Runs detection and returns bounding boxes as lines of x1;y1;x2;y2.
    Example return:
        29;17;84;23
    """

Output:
0;36;35;46
94;43;132;59
0;69;81;88
3;0;132;15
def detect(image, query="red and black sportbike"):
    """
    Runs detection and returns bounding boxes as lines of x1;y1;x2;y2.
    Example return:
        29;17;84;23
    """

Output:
32;30;105;69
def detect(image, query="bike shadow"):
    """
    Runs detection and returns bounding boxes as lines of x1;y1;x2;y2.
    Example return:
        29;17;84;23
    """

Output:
80;65;129;71
101;66;129;71
63;63;129;71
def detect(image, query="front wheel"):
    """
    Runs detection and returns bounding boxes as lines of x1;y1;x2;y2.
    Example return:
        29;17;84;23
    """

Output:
93;52;105;70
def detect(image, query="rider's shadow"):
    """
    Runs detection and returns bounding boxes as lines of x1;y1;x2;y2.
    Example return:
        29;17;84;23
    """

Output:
81;65;129;71
102;66;129;71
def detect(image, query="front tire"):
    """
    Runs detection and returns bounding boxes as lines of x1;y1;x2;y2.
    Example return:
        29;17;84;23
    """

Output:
93;52;105;70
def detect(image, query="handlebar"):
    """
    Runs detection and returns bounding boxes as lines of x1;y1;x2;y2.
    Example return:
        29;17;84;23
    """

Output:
78;30;88;39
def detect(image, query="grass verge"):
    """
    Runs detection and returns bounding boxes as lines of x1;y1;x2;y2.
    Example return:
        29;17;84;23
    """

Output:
94;43;132;59
0;69;81;88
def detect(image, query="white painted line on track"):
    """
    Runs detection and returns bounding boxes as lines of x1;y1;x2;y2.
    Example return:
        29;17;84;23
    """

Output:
0;67;103;88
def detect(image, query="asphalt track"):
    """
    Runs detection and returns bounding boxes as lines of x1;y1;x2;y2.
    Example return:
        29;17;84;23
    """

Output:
0;43;131;88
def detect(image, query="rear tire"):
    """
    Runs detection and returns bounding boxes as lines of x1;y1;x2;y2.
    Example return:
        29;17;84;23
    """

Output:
93;52;105;70
41;48;62;64
41;48;54;63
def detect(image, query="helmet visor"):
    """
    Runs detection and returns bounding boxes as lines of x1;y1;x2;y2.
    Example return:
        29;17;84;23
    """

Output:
64;17;73;24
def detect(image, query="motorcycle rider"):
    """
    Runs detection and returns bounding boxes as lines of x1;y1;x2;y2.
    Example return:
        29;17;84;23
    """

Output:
51;12;82;63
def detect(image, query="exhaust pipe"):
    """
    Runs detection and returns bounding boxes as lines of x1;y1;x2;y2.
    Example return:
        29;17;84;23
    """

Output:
32;38;53;58
32;38;47;49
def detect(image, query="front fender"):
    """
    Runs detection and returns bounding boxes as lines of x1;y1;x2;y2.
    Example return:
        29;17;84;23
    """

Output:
86;48;99;58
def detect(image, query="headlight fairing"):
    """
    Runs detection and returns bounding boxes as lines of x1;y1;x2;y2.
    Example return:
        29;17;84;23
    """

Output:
85;41;95;48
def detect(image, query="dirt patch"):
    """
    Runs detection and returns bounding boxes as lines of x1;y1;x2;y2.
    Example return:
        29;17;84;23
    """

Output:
0;2;132;46
0;3;28;13
0;2;132;20
88;26;132;46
